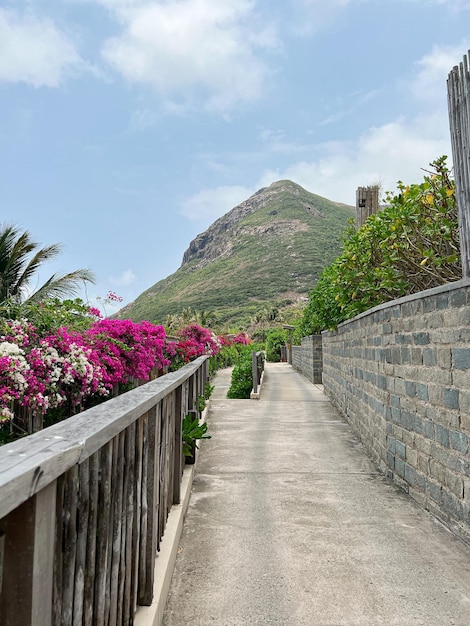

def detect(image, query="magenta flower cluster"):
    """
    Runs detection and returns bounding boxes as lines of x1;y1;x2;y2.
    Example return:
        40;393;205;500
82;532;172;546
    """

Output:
171;324;222;364
0;318;192;423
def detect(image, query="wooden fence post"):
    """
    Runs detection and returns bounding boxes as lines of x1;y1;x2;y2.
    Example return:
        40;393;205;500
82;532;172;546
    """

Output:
356;185;379;229
448;50;470;278
0;482;56;626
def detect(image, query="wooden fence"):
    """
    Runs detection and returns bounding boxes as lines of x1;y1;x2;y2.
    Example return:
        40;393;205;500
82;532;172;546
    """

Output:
251;351;265;396
0;356;209;626
355;185;379;229
448;49;470;277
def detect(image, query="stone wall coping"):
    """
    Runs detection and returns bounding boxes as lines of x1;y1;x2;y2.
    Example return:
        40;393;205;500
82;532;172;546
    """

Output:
322;278;470;336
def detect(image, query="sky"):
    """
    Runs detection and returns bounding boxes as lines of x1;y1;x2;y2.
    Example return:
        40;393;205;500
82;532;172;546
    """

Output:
1;0;469;316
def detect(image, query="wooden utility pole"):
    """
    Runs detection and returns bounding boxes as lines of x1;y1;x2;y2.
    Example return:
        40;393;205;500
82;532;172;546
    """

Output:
448;50;470;278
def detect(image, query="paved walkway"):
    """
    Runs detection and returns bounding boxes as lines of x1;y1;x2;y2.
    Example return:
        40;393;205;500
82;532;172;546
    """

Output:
163;363;470;625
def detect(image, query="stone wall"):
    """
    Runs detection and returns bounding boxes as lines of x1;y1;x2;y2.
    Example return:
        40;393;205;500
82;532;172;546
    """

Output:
292;335;323;384
321;279;470;542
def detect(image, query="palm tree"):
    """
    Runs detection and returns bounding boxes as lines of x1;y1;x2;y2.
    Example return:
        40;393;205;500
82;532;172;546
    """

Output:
0;224;95;304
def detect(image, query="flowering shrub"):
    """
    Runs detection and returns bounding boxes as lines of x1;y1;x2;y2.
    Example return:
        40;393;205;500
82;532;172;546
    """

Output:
219;333;251;347
0;341;30;422
169;324;221;369
0;318;170;428
0;314;226;437
86;319;170;383
41;328;109;409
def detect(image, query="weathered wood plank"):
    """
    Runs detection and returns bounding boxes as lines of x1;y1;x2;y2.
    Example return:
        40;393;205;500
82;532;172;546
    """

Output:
448;50;470;277
0;482;56;626
52;476;64;626
72;459;89;626
104;439;117;623
109;432;125;625
61;465;79;626
138;404;160;606
173;384;184;504
93;441;113;626
117;421;134;625
83;453;99;626
32;482;56;626
129;417;143;621
138;412;149;603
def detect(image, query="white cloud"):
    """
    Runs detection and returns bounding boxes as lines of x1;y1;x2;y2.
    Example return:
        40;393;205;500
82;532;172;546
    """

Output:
411;42;470;103
181;185;254;223
257;43;459;204
110;268;136;286
100;0;279;111
0;8;84;87
257;114;450;205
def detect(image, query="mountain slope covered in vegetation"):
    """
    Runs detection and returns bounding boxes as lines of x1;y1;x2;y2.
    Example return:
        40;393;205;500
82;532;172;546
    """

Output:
119;180;354;328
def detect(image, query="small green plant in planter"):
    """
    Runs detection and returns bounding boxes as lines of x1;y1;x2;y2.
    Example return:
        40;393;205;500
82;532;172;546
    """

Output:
198;394;206;413
182;412;211;464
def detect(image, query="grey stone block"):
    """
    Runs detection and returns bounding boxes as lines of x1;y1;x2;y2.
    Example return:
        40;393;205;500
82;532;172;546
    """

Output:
442;490;463;521
427;480;442;504
415;471;426;492
404;463;417;486
395;457;405;478
396;440;406;459
423;348;437;367
436;293;449;310
423;297;436;313
377;374;387;390
390;394;401;408
401;347;411;364
450;288;466;307
449;430;468;454
453;348;470;370
422;420;435;440
435;424;450;448
413;332;430;345
416;383;429;401
444;388;459;410
411;348;423;365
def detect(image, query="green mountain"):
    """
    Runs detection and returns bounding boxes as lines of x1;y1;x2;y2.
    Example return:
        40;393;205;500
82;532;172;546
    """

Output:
118;180;354;328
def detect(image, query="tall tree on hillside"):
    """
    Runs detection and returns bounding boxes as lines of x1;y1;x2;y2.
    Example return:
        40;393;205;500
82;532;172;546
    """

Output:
0;224;95;304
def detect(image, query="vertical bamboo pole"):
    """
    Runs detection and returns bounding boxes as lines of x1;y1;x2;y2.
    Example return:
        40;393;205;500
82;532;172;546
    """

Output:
448;50;470;277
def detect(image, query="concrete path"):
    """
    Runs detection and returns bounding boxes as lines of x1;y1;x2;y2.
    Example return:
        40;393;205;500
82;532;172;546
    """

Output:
162;363;470;625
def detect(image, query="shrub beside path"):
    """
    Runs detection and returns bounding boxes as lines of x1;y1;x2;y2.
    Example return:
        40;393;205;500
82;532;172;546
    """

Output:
163;362;470;625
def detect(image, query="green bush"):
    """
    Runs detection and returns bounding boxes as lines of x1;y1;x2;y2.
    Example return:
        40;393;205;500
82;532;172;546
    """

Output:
265;328;287;362
300;156;460;334
208;345;239;377
227;355;253;398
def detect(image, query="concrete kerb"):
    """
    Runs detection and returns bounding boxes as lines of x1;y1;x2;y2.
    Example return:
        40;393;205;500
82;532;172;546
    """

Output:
133;402;210;626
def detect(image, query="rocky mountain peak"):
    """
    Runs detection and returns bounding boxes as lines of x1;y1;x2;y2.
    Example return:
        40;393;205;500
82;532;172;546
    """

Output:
181;180;320;269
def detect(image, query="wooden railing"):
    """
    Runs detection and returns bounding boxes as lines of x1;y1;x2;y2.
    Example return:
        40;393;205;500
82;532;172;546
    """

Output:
0;356;209;626
251;351;264;396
